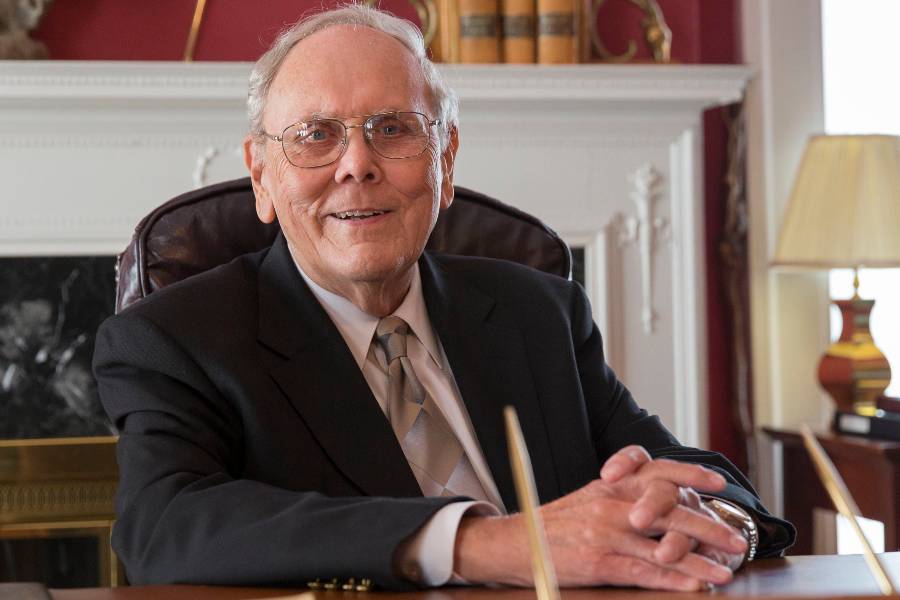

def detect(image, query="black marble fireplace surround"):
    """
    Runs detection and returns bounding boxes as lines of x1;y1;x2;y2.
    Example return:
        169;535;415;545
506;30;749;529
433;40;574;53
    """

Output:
0;256;116;439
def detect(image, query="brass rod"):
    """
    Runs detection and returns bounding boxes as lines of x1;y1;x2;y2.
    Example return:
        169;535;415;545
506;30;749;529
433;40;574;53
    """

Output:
800;424;896;595
184;0;208;62
504;406;560;600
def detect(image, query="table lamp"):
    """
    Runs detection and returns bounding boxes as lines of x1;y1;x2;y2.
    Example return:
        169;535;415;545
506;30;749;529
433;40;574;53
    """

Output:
772;134;900;413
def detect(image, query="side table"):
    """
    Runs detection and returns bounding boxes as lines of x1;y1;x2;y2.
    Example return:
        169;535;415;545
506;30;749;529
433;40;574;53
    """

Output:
763;427;900;554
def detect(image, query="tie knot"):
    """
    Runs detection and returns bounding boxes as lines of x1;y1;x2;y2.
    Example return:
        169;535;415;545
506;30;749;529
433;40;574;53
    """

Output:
375;316;409;363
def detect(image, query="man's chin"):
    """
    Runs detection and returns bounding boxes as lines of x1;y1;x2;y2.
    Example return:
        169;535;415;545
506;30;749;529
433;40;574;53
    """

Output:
341;262;415;285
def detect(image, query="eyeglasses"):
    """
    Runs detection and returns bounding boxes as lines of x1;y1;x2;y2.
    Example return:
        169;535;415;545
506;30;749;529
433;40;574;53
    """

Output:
260;111;441;168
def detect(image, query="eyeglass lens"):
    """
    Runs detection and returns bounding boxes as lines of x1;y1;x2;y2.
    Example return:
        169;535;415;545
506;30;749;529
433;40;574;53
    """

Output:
281;112;432;168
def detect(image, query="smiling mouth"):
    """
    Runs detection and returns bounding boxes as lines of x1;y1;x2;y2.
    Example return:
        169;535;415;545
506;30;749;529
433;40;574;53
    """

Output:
331;210;388;220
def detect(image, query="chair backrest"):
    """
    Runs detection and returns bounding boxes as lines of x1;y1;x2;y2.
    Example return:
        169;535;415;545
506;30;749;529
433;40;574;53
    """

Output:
116;177;571;312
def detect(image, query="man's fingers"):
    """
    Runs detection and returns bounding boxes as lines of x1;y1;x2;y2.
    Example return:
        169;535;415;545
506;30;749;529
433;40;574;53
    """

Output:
696;542;745;572
629;481;711;530
607;538;733;591
600;445;651;482
595;555;705;592
654;531;697;564
680;486;703;510
633;459;727;493
654;504;748;556
629;479;679;529
629;533;733;586
601;449;728;493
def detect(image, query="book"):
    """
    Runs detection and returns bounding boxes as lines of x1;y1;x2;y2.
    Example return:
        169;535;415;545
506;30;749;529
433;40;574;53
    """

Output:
459;0;501;63
536;0;578;64
501;0;536;63
834;409;900;442
877;395;900;414
431;0;461;63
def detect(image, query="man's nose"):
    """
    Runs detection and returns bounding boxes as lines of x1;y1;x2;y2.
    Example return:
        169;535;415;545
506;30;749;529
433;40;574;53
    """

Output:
333;126;382;184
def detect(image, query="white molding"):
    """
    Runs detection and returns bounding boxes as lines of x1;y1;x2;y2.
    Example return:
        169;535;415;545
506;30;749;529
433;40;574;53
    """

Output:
0;135;240;149
0;61;251;103
669;128;707;450
0;61;751;109
193;145;243;189
446;64;751;108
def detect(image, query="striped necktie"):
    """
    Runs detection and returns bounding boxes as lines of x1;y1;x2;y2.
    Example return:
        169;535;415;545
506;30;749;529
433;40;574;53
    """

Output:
375;316;487;500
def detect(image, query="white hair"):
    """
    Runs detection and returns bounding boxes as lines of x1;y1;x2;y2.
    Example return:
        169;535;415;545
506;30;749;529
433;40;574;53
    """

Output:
247;3;458;151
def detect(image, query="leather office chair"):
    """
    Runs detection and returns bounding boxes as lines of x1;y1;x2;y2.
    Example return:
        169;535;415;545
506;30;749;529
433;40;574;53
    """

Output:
116;177;571;312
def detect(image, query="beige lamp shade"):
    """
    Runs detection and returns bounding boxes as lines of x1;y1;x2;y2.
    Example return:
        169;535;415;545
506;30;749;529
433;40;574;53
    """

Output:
773;134;900;268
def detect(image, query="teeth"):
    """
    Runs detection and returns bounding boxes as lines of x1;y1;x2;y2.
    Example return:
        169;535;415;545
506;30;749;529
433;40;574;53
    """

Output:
334;210;385;220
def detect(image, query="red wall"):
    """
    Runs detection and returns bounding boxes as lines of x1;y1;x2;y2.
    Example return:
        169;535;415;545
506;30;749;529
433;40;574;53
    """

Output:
33;0;744;467
33;0;418;61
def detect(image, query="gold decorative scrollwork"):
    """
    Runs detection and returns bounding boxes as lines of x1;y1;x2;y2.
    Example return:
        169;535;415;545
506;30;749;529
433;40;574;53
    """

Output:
363;0;439;47
0;481;117;522
588;0;672;64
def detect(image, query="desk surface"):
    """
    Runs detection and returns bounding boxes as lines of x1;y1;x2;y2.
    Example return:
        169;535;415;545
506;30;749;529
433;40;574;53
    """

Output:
47;553;900;600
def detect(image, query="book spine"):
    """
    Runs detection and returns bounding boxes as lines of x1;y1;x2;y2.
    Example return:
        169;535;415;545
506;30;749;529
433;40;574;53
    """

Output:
431;0;461;63
834;411;900;442
877;395;900;414
501;0;536;64
459;0;501;63
536;0;578;64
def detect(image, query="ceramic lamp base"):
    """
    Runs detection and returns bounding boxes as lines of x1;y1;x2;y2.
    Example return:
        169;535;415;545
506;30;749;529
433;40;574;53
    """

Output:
818;297;891;413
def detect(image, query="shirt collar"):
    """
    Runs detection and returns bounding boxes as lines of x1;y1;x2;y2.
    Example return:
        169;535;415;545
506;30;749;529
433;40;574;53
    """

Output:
392;265;443;369
294;261;443;371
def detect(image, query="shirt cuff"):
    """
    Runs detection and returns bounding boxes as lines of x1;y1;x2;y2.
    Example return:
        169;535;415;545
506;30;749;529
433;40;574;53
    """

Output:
396;500;500;586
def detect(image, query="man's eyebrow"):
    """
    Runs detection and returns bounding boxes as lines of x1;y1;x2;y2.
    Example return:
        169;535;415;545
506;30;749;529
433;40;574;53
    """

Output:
305;108;412;120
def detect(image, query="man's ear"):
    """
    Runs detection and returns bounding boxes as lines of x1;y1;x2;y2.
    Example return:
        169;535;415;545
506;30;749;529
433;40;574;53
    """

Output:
439;126;459;210
243;134;276;224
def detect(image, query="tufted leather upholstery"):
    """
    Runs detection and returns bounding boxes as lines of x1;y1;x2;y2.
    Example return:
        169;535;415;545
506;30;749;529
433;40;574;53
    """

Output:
115;177;571;313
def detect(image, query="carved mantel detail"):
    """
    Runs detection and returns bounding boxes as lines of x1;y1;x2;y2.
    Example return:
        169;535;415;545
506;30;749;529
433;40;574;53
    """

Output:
614;164;670;335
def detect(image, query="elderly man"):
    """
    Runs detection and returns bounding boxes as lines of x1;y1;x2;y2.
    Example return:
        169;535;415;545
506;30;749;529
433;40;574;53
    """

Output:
93;5;793;592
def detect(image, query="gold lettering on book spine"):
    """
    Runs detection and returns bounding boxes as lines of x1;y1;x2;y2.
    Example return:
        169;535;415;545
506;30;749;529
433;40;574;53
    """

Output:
538;13;574;36
461;15;500;37
503;15;534;37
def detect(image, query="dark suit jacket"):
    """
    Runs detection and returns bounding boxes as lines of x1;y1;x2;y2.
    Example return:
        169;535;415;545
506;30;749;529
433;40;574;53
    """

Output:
93;233;794;589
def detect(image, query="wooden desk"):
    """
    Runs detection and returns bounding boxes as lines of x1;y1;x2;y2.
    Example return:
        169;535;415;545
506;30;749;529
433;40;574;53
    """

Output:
764;427;900;555
47;553;900;600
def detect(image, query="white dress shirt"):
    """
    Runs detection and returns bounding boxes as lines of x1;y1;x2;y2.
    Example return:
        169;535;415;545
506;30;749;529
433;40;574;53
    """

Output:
294;261;503;585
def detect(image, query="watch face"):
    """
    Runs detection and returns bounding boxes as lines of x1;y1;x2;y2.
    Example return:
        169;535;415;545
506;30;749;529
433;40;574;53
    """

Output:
709;499;748;524
705;498;758;562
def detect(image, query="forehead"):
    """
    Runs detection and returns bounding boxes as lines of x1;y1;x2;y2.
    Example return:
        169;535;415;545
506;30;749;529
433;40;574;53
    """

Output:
266;24;430;123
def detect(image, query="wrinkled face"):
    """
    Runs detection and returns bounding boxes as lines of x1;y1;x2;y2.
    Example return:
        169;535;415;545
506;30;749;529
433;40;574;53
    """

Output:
245;25;457;297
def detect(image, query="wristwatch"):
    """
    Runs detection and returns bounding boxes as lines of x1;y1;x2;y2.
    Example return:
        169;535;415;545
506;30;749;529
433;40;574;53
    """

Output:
703;497;759;564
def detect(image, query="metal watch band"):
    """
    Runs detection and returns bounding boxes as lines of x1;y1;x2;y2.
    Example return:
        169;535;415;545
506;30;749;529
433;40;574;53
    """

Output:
702;497;759;563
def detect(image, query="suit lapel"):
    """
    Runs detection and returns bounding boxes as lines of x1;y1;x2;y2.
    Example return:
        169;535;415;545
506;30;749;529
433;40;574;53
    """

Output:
420;254;561;511
256;234;421;498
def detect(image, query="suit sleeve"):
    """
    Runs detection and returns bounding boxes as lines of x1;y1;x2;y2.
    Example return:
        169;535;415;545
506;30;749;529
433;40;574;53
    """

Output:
93;311;456;589
567;283;796;558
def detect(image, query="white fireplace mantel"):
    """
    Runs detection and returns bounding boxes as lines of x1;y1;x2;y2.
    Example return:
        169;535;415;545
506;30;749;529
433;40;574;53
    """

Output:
0;61;751;448
1;61;748;105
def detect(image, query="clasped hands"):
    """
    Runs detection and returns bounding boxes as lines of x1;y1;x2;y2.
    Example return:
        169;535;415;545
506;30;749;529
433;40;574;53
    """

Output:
454;445;747;591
